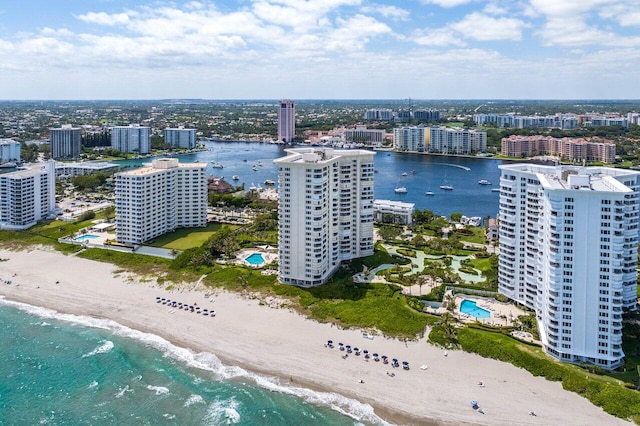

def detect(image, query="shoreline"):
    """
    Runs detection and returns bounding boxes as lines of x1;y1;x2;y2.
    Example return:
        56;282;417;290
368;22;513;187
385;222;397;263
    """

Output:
0;248;631;426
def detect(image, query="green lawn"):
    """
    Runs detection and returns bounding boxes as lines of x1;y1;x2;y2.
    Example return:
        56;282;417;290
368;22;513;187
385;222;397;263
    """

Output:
455;227;486;244
0;212;112;254
146;223;235;250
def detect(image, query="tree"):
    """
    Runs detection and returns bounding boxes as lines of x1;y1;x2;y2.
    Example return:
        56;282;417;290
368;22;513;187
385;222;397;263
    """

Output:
443;293;457;312
450;212;462;223
208;226;240;258
378;225;402;240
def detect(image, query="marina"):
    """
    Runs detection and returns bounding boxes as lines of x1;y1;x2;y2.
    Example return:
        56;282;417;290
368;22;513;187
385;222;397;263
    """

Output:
113;142;505;218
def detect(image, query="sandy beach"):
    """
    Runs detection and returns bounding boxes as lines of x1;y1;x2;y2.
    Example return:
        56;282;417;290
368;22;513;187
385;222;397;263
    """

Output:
0;248;631;426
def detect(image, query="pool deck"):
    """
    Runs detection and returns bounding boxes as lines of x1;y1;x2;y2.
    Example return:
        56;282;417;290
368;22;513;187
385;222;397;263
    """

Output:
454;295;529;328
235;247;278;268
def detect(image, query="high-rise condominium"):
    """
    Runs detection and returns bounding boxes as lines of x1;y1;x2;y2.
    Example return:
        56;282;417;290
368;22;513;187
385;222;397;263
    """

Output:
498;164;640;370
278;100;295;143
164;128;196;149
115;158;207;245
0;162;56;230
111;125;151;154
50;125;81;159
0;139;22;163
274;148;375;287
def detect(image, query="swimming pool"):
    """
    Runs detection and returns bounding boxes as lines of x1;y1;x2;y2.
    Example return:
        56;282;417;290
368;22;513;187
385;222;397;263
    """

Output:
245;253;265;265
460;299;491;319
74;234;100;241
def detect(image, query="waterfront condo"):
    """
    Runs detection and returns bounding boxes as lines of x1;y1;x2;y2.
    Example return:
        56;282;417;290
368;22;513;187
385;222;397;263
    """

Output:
0;161;56;230
498;164;640;369
111;124;151;154
115;158;207;245
274;148;375;287
277;100;295;143
50;125;81;160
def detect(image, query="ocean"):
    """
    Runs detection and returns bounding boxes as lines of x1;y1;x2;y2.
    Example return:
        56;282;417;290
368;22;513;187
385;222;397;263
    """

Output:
0;298;383;425
115;141;504;219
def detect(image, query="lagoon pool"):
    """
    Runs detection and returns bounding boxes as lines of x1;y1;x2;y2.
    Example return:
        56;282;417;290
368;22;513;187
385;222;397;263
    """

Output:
245;253;265;266
460;299;491;319
74;234;100;241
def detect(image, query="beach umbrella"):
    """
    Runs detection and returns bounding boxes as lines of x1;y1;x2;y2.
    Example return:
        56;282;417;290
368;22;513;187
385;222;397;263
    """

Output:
363;350;369;354
471;400;478;407
328;340;333;345
402;361;408;365
373;353;378;357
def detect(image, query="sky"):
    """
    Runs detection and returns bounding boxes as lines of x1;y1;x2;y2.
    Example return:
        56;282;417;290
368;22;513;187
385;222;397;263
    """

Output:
0;0;639;100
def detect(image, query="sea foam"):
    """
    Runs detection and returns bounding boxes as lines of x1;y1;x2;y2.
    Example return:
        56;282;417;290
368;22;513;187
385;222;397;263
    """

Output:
82;340;114;358
0;296;389;425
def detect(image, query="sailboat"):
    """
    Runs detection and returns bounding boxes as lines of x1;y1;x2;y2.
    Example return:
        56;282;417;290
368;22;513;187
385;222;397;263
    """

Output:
440;176;454;191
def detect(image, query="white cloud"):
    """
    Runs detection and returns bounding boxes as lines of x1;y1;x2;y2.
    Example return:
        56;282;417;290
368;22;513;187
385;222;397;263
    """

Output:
325;14;392;50
413;28;466;47
450;13;526;41
76;11;132;26
420;0;475;7
361;5;410;20
528;0;640;46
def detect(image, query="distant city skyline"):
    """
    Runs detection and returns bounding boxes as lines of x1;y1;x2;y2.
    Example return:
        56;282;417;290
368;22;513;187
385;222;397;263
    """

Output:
0;1;639;100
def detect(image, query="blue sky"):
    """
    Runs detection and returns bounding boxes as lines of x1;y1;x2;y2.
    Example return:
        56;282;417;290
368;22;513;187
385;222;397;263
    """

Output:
0;0;639;100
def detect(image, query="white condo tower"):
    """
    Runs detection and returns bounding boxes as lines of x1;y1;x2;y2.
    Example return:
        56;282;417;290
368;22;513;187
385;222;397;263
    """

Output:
274;148;375;287
498;164;640;370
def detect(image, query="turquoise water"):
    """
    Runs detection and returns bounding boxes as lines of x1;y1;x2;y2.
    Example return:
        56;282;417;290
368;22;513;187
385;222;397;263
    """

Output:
0;298;383;425
245;253;265;265
459;300;491;319
74;234;100;241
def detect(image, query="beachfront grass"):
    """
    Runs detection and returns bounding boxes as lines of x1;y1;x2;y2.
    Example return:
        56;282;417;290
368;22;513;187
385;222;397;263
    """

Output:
146;223;233;250
458;327;640;423
201;264;436;338
0;214;112;254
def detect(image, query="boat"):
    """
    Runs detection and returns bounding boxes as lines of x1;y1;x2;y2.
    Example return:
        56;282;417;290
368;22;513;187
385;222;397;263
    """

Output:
395;185;407;194
211;161;224;168
491;188;501;192
425;191;435;196
232;175;240;180
411;170;416;174
401;172;408;177
252;165;258;171
0;162;17;169
478;179;491;185
264;179;275;185
440;176;454;191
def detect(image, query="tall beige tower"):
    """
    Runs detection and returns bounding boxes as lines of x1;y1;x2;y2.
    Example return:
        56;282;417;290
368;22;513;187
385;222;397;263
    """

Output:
278;100;295;143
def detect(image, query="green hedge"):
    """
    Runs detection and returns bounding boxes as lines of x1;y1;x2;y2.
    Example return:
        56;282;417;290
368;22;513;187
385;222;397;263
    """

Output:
458;327;640;422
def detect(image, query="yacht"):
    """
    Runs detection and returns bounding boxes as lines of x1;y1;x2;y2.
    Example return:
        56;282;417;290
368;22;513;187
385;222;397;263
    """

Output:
211;161;224;168
491;188;501;192
440;176;454;191
478;179;491;185
395;185;408;194
232;175;240;180
264;179;275;186
0;162;17;169
401;172;408;177
425;191;435;196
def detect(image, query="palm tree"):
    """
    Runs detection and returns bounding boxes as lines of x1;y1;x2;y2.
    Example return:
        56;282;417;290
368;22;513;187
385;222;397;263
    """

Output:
443;293;457;312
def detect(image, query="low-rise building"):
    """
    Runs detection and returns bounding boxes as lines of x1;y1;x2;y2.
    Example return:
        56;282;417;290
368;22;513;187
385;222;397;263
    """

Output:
0;139;21;163
55;161;119;178
373;199;414;225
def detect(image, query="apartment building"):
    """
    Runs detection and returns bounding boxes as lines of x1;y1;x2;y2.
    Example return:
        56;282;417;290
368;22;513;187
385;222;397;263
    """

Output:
394;126;426;152
111;125;151;154
498;164;640;369
50;125;82;159
344;126;385;145
0;161;56;230
115;158;207;245
278;100;295;143
0;139;21;163
274;148;375;287
501;135;616;163
164;128;196;149
429;126;487;154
